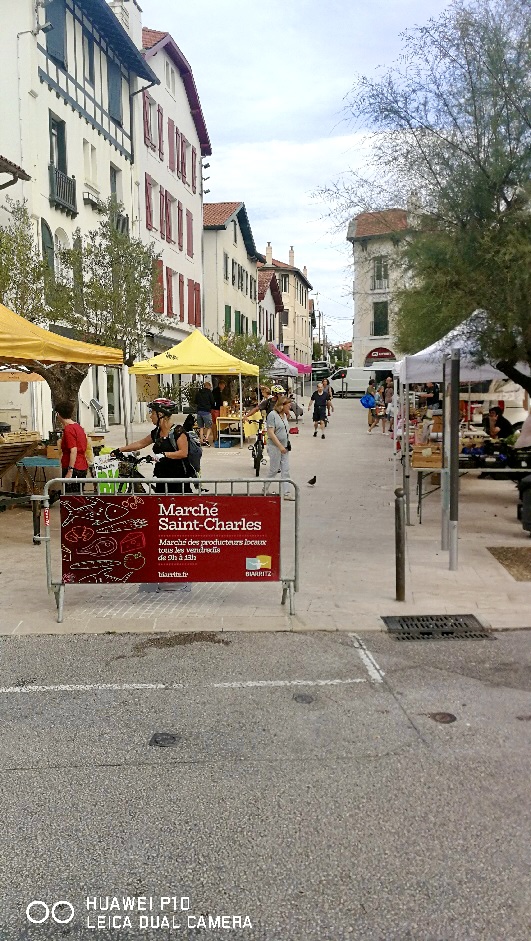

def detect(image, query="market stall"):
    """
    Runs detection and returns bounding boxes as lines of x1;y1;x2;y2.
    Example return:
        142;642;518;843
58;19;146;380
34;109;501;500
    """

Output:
130;329;259;449
268;344;312;400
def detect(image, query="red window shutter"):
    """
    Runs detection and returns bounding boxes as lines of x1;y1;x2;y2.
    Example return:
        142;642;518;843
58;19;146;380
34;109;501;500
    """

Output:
194;281;201;327
157;105;164;160
142;91;151;146
191;146;197;194
159;187;166;240
166;267;174;317
177;201;183;251
187;278;195;325
179;273;185;321
186;209;193;258
181;136;187;184
145;174;153;230
165;192;173;242
153;259;164;313
168;118;175;171
175;127;181;179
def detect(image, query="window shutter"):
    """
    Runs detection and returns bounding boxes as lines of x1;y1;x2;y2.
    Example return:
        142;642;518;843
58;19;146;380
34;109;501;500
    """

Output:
179;274;185;321
186;209;193;257
168;118;175;171
145;174;153;230
46;0;66;67
108;60;123;124
142;91;151;146
191;146;197;194
166;267;174;317
157;105;164;160
180;136;187;184
153;259;164;313
194;281;201;327
224;305;231;333
159;187;166;240
175;127;181;179
235;311;241;335
165;192;173;242
187;278;195;325
252;320;257;336
177;201;183;250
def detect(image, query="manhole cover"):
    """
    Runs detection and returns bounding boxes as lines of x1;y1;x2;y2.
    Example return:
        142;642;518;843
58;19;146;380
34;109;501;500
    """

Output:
149;732;180;747
382;614;490;641
428;712;457;724
293;693;314;704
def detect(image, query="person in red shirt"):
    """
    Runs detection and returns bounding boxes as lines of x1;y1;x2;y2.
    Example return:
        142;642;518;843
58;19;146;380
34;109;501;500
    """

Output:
56;400;88;490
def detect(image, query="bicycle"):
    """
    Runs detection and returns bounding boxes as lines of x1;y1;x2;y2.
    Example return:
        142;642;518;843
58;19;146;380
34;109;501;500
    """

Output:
109;451;155;494
248;418;268;477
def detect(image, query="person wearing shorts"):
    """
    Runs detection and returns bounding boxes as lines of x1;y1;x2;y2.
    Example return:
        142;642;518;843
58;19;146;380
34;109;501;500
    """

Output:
195;382;216;446
308;382;328;439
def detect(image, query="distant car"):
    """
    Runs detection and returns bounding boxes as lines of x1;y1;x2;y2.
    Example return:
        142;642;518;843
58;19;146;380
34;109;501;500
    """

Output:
330;367;374;397
311;360;331;381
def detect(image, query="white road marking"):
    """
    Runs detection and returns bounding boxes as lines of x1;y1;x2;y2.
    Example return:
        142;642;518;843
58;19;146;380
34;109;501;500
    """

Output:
0;678;366;695
349;634;385;684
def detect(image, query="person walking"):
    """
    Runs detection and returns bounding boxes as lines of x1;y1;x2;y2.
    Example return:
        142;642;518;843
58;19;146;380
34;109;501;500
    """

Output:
264;396;294;500
112;398;192;493
366;378;377;432
195;381;216;447
211;379;227;442
309;381;328;438
384;376;395;433
322;377;334;424
369;385;388;434
56;400;89;492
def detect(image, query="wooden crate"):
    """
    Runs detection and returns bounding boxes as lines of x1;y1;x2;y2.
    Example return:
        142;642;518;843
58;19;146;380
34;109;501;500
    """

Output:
411;446;443;468
0;431;41;444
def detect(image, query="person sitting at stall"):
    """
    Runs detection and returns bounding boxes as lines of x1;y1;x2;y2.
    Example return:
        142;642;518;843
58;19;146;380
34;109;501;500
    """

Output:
111;398;192;493
483;405;513;440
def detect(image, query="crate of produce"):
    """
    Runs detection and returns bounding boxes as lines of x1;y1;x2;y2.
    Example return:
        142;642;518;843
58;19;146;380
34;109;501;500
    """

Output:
411;446;443;468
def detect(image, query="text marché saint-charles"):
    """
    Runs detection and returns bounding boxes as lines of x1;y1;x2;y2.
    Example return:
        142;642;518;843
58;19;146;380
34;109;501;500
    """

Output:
158;502;262;532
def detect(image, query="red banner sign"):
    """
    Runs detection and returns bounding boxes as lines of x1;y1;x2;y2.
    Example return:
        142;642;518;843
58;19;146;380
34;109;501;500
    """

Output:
60;495;281;584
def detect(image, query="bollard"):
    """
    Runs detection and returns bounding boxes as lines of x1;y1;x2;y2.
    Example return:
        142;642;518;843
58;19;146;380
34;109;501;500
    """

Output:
395;486;406;601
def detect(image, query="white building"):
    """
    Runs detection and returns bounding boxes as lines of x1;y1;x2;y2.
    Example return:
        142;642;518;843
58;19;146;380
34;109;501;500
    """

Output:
257;270;282;346
203;202;259;340
346;209;408;373
258;244;313;365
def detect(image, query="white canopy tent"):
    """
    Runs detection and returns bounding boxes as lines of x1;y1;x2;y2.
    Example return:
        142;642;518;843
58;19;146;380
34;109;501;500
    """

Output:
394;320;507;384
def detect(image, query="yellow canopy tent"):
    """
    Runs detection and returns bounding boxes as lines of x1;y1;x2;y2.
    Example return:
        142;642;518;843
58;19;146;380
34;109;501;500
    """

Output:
0;302;123;366
130;329;259;448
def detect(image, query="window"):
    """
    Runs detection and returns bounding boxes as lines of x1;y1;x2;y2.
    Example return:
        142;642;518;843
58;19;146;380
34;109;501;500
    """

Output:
110;164;121;200
186;210;193;257
165;192;175;243
165;61;171;89
252;321;257;336
191;147;197;194
179;274;185;321
50;115;67;173
83;30;94;85
83;140;97;185
223;252;229;281
371;256;389;291
225;305;231;333
231;259;237;286
41;220;54;272
168;118;175;172
233;220;238;244
194;282;201;327
280;273;289;293
46;0;66;67
177;201;183;250
281;310;289;326
250;276;256;301
187;278;195;324
145;174;154;231
175;126;182;178
166;267;174;316
234;311;241;334
244;271;249;295
107;59;123;125
153;259;164;313
181;136;188;184
157;105;164;160
159;187;166;239
372;301;389;336
143;92;155;149
171;69;176;96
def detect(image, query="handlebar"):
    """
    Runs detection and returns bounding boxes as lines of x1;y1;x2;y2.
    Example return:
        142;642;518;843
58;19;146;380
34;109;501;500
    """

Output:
111;450;154;464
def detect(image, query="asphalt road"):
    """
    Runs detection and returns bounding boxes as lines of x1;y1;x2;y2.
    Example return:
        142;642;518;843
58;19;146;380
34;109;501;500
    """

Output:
1;628;530;940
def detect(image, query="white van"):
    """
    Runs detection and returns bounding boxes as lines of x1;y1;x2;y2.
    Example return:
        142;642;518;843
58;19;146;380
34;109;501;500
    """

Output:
329;367;374;397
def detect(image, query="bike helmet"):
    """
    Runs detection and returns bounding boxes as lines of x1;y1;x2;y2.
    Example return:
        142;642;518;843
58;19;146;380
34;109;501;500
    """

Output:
147;398;177;418
271;385;285;395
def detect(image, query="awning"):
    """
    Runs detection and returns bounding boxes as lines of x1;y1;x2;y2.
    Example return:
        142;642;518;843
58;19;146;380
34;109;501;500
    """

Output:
130;329;258;376
0;303;123;366
269;344;312;375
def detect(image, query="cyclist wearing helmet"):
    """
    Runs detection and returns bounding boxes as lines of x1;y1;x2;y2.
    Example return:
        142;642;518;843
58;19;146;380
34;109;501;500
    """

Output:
245;384;287;420
111;398;192;493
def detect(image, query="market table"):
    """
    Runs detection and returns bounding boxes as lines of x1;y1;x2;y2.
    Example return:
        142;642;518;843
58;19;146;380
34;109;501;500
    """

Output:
217;416;258;447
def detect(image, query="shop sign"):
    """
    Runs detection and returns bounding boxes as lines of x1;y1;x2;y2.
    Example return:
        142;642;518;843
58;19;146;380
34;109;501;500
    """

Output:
365;347;396;364
60;495;281;584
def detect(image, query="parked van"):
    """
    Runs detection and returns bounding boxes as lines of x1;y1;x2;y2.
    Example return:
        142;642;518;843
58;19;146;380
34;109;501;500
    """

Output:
329;367;375;397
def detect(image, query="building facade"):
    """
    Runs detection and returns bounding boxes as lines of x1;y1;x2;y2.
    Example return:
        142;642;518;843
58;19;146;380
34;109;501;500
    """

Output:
203;202;259;340
258;244;312;365
257;270;282;347
346;209;408;371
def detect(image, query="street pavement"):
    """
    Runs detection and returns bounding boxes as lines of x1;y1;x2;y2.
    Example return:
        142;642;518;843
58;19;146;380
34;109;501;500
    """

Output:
0;628;530;939
2;397;531;634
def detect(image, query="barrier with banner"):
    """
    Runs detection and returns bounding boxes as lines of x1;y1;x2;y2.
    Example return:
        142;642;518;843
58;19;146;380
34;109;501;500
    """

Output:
37;478;299;622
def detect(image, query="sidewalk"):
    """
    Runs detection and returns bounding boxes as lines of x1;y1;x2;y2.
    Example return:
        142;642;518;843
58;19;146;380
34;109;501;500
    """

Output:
1;400;531;634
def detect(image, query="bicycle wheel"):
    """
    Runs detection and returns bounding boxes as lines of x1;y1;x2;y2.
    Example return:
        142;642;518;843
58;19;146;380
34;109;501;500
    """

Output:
253;442;263;477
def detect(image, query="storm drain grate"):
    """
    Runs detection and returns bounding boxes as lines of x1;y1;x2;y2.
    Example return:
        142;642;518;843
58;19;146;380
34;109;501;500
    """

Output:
382;614;491;641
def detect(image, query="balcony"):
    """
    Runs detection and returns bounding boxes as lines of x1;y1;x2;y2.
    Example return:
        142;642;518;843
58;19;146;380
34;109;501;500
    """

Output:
370;277;389;291
370;320;389;337
49;165;78;217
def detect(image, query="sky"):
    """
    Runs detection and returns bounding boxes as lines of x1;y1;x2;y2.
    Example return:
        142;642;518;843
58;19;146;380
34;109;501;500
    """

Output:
140;0;450;345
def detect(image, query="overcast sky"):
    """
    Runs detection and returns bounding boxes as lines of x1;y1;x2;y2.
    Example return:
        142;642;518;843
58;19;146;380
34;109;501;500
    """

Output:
140;0;450;344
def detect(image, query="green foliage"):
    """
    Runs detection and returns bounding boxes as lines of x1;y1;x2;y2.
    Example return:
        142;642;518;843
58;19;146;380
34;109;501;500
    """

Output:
312;341;322;360
329;346;349;368
216;332;275;399
0;199;48;322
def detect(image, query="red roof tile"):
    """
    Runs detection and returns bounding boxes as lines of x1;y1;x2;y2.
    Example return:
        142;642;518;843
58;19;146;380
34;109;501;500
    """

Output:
203;202;242;227
142;28;168;50
353;209;408;238
0;155;30;180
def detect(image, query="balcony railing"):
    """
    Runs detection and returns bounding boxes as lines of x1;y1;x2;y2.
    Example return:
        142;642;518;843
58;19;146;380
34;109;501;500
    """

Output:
370;320;390;337
370;277;389;291
49;165;78;217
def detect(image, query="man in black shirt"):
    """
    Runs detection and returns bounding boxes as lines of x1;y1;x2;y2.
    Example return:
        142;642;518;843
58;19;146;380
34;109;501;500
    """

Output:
309;382;328;439
420;382;441;410
195;381;216;446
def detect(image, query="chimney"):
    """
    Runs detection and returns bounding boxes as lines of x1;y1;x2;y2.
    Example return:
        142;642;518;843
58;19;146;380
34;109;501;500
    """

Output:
289;246;294;267
108;0;143;49
303;266;307;278
266;242;272;265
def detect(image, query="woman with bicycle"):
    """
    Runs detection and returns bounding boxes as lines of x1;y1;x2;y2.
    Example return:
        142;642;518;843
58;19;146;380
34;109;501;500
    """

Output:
264;396;295;501
111;399;192;494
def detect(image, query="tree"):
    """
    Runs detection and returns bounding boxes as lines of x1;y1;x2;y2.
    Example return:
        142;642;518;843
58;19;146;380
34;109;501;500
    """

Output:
0;198;162;405
216;333;276;397
323;0;531;390
312;341;322;360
